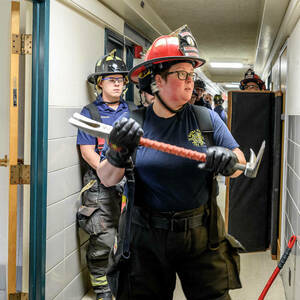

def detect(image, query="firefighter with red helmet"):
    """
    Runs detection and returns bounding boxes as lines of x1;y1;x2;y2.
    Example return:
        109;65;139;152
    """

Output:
240;68;266;91
98;26;246;300
77;50;130;300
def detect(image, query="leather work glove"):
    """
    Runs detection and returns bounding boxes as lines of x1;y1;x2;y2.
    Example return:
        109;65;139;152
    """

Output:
198;146;238;176
106;117;143;168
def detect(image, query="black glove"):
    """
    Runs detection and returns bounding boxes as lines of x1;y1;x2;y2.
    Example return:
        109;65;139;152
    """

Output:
198;146;238;176
106;117;143;168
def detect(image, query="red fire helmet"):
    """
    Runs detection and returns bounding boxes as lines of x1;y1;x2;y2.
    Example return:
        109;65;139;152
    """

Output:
129;25;205;84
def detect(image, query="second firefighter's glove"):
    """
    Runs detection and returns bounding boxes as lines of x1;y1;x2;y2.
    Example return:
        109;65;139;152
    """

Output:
198;146;238;176
106;117;143;168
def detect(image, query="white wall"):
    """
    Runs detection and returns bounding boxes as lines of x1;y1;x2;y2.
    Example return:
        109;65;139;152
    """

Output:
286;18;300;115
46;0;124;299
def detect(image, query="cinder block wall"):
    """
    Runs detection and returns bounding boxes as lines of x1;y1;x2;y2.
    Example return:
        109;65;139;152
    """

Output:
281;18;300;300
45;0;123;298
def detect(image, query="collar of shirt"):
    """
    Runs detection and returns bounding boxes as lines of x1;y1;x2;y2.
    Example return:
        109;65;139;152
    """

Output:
95;94;127;112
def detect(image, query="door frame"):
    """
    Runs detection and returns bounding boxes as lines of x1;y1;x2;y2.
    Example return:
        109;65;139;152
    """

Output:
29;1;49;299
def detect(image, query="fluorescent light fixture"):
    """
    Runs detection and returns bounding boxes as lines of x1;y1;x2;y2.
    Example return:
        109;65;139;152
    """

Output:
224;83;240;88
210;62;244;69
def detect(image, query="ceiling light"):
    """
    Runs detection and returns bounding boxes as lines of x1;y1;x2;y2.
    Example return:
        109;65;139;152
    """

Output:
224;83;240;88
210;62;244;69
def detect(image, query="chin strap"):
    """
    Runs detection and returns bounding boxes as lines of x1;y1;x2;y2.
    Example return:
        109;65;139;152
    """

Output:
154;91;186;114
150;79;185;114
102;100;120;105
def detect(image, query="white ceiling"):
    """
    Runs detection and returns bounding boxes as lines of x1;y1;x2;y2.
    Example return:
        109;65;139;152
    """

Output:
146;0;263;84
99;0;290;90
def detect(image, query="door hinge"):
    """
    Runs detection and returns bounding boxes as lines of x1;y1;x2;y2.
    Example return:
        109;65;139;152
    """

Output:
9;293;28;300
11;34;32;55
0;155;9;167
10;161;30;184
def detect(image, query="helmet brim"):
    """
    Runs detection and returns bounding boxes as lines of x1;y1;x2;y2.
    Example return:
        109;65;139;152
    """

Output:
129;56;205;84
240;78;265;90
87;71;128;84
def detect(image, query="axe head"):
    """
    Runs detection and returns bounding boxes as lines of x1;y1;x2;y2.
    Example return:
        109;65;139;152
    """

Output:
68;112;112;139
244;140;265;178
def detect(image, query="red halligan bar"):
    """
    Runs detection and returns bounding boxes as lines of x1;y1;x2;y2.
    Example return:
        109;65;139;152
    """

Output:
140;137;207;162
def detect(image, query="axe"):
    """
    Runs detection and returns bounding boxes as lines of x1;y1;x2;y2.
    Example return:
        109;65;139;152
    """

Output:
69;113;265;178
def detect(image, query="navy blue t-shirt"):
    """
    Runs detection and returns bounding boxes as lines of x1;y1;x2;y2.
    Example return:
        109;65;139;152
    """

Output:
77;95;129;154
101;103;238;212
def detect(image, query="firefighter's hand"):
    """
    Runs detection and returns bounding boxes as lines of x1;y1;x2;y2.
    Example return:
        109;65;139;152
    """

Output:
106;118;143;168
198;146;238;176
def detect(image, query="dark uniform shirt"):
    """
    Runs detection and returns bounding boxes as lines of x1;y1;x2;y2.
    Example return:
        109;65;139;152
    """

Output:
101;104;238;212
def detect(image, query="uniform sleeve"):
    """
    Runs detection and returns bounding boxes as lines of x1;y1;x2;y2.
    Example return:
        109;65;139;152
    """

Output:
76;107;97;146
210;110;239;150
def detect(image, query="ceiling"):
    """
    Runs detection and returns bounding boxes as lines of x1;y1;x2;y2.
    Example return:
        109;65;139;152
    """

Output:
99;0;290;90
146;0;263;85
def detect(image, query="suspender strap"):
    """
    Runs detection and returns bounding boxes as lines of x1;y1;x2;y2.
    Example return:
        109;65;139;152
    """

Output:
85;102;102;122
122;162;135;258
208;177;220;250
191;105;219;250
192;105;214;147
85;102;103;152
130;107;146;127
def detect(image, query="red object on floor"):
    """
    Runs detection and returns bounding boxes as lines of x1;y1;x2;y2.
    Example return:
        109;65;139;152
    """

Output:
258;235;297;300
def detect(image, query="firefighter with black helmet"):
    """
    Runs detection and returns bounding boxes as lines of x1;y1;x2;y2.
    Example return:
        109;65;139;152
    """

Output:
194;79;212;109
76;49;129;300
240;68;266;91
213;94;228;124
98;26;246;299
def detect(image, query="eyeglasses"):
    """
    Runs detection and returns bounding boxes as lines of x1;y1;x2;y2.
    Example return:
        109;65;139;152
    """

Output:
102;77;125;84
245;84;259;90
167;70;196;81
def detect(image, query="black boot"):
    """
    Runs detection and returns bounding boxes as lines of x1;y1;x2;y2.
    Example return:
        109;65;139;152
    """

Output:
96;291;112;300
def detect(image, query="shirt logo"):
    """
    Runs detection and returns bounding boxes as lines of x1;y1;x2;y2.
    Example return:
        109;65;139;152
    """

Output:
188;129;204;146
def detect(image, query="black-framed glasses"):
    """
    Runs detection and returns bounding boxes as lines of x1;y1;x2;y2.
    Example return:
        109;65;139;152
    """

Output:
102;77;125;84
245;84;259;90
167;70;196;81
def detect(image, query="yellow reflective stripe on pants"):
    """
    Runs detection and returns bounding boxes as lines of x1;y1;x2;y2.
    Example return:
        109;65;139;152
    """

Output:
79;179;97;200
90;274;108;286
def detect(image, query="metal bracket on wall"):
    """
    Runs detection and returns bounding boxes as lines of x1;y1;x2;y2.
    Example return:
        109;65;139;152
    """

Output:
10;161;30;184
9;293;28;300
0;155;9;167
11;34;32;55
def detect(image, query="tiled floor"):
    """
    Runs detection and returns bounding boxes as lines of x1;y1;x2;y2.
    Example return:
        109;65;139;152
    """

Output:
83;178;286;300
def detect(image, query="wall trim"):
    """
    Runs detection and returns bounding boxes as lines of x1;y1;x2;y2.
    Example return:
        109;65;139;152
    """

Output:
29;1;50;299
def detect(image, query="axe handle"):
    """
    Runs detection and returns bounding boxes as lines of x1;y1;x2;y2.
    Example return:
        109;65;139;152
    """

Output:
234;162;246;171
140;137;246;173
140;137;207;162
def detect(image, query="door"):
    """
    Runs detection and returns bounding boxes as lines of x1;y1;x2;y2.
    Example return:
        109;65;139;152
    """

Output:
0;0;11;297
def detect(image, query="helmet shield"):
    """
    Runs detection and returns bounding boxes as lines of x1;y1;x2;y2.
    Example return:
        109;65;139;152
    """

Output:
129;25;205;84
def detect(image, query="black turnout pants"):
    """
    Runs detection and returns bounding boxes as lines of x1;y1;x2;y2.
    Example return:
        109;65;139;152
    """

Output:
79;170;122;294
115;205;242;300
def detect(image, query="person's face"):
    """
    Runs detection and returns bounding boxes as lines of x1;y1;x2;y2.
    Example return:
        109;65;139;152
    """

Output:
99;74;125;99
155;62;194;108
244;81;260;91
204;93;212;104
195;87;205;99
